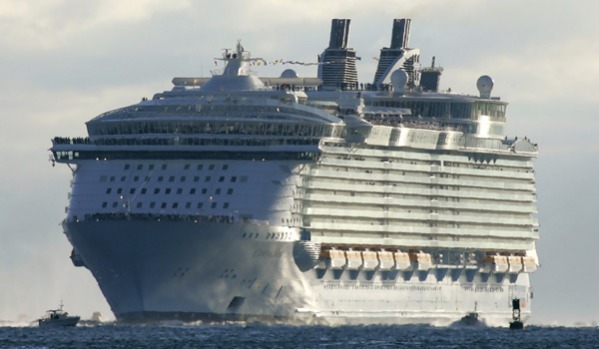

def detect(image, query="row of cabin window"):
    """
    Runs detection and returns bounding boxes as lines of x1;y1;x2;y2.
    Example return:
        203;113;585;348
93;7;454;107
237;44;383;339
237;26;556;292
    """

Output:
123;163;229;171
101;175;246;183
101;201;229;209
106;187;234;195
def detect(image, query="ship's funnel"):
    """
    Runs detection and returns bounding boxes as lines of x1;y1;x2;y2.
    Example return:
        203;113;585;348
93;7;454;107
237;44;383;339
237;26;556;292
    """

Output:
328;19;351;49
373;18;420;88
390;18;411;49
318;19;358;90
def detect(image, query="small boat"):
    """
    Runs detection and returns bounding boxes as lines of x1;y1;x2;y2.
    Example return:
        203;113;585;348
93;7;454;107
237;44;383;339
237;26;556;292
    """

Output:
38;302;80;327
455;312;486;327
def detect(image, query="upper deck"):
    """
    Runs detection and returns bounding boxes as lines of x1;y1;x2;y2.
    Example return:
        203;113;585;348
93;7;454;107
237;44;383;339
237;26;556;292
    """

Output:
50;20;537;165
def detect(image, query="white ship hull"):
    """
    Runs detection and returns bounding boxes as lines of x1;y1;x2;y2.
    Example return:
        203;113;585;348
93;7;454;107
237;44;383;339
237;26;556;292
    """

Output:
65;218;532;325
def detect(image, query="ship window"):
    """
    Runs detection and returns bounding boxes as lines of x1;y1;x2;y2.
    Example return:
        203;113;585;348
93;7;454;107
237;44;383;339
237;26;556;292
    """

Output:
215;188;221;195
231;176;237;182
197;202;203;209
149;164;155;170
172;202;178;209
201;188;208;194
106;188;112;194
136;202;142;208
150;202;156;208
158;176;164;182
112;202;118;208
185;202;191;209
124;164;130;170
190;188;196;194
165;188;172;194
137;164;143;170
120;176;126;182
240;176;248;183
209;164;215;170
219;176;225;182
129;188;135;194
222;164;229;170
180;176;186;182
197;164;203;170
102;202;107;208
184;164;190;170
117;188;123;194
223;202;229;209
134;176;139;182
205;176;211;182
161;202;167;209
110;176;115;182
227;188;234;195
211;202;217;209
161;164;167;170
176;188;183;194
144;176;151;182
154;188;160;194
141;188;147;194
169;176;175;182
194;176;200;182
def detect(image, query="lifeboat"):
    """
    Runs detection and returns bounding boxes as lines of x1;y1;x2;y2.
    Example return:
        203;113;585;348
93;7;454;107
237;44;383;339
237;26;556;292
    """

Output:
321;249;346;269
409;251;432;270
507;255;523;273
377;251;395;270
393;251;411;270
345;250;363;270
361;251;379;270
522;256;538;273
481;254;509;273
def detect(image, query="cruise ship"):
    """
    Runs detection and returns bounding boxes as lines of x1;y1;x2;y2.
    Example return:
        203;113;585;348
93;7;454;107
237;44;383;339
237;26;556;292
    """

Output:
50;18;539;325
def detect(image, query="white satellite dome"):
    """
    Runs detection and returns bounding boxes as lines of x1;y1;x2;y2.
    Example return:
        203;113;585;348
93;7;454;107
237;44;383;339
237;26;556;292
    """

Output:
390;69;409;93
476;75;494;98
280;69;298;78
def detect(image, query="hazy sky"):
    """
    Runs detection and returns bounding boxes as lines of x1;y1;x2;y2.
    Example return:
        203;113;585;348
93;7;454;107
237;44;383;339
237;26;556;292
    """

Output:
1;0;598;325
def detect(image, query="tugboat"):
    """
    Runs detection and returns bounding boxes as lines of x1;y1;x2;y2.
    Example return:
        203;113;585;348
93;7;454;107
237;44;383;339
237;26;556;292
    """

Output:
38;301;80;327
452;302;486;327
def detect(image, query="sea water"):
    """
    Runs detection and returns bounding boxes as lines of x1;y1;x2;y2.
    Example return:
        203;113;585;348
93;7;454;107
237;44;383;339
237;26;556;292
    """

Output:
1;323;597;348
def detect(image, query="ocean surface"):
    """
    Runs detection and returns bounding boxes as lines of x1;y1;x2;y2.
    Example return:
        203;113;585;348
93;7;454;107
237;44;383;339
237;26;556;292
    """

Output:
1;323;598;349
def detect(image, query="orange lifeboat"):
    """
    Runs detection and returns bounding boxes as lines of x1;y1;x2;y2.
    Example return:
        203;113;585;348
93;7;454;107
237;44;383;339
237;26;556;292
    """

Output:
507;255;523;273
321;249;346;269
481;254;509;273
345;250;363;270
522;256;538;273
377;251;395;270
393;251;411;271
361;251;379;270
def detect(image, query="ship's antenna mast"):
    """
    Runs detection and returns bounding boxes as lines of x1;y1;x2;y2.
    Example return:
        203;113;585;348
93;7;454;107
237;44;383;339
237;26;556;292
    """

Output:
215;40;264;76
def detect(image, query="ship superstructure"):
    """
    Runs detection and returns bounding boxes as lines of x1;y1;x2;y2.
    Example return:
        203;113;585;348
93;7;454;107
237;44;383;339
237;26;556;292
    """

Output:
50;19;539;325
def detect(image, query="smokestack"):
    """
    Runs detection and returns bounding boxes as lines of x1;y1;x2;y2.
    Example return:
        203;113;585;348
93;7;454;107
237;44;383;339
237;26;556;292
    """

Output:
328;19;351;49
390;18;411;49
